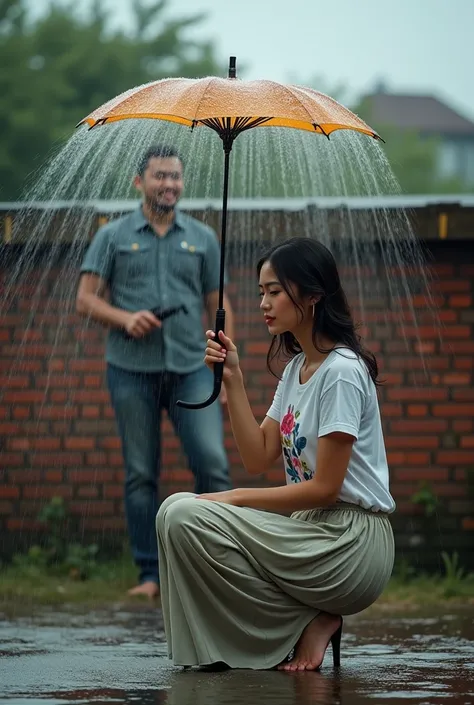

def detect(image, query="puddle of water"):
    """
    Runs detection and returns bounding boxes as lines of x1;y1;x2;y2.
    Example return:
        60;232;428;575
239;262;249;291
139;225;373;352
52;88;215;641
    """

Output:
0;606;473;705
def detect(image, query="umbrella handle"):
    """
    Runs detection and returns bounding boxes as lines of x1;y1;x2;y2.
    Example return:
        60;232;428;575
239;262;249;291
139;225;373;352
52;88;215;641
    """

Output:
176;308;226;409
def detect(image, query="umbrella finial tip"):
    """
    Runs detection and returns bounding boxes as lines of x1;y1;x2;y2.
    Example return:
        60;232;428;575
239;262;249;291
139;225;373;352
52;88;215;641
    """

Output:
228;56;237;79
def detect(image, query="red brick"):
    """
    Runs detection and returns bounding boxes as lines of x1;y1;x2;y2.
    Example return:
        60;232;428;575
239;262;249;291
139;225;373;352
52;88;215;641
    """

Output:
387;388;448;401
48;358;66;372
396;326;441;339
386;452;404;466
20;422;49;435
245;342;269;355
30;453;82;467
72;390;110;403
389;356;449;370
51;423;73;435
8;469;43;483
0;500;13;515
37;375;81;388
81;405;101;419
0;456;26;473
23;485;73;499
69;359;105;372
84;375;102;388
435;310;458;323
436;280;470;292
45;470;63;482
101;437;121;450
414;341;436;354
395;468;448;481
50;391;68;403
3;344;54;358
454;358;474;370
437;451;474;465
12;406;31;419
8;438;30;451
453;420;473;432
391;420;448;433
2;390;45;403
68;469;115;483
0;375;30;388
388;482;419;497
445;341;474;354
462;517;474;530
449;295;471;308
434;484;467;497
443;373;471;385
0;423;21;434
433;404;474;417
0;406;9;419
453;389;474;401
103;485;123;498
459;265;474;276
33;438;61;451
83;518;126;530
77;486;99;499
40;407;78;419
7;518;44;531
69;501;114;516
85;452;108;466
13;329;42;342
0;485;19;498
381;403;403;417
385;436;439;449
64;437;95;451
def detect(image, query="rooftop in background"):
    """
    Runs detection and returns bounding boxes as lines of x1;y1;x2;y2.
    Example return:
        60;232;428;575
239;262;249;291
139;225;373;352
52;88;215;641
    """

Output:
1;195;474;213
363;92;474;136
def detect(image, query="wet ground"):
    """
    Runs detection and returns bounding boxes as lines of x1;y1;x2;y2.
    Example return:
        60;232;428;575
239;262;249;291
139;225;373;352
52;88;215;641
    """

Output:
0;604;473;705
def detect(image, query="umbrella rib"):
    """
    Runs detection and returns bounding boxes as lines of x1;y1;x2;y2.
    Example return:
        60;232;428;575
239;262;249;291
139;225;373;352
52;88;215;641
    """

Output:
266;80;327;131
190;77;218;124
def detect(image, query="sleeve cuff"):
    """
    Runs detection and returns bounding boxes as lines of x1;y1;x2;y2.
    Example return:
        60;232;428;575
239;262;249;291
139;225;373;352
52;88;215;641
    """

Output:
318;422;359;440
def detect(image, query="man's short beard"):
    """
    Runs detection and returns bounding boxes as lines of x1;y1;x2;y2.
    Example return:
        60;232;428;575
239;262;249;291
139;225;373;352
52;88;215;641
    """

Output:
151;202;174;214
148;198;175;215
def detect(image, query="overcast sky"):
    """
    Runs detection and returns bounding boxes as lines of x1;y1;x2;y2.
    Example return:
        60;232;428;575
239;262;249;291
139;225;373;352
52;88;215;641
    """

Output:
34;0;474;119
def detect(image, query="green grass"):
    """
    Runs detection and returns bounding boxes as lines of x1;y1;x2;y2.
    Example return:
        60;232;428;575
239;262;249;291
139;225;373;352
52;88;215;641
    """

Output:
1;555;473;611
0;553;140;607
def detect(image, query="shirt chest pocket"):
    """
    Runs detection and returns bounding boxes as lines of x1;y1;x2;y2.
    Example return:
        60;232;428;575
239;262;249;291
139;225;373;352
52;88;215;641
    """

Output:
115;245;153;280
172;248;204;283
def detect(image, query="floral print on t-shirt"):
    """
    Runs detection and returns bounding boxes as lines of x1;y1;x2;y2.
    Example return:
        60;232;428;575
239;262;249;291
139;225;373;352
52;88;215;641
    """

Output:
280;404;313;483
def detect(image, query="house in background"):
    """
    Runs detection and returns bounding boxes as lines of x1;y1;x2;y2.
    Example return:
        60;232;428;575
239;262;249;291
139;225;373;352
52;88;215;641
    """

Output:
362;86;474;187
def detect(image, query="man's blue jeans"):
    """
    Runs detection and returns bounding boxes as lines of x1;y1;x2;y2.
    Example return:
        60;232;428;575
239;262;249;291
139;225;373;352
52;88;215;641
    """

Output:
107;363;232;585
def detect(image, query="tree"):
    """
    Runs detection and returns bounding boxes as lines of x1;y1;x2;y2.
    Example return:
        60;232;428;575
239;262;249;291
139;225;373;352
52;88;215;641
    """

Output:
0;0;222;199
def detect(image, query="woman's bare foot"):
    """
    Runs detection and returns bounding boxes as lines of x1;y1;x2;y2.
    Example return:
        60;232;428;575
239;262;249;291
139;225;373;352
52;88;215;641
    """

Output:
127;581;159;599
278;612;342;672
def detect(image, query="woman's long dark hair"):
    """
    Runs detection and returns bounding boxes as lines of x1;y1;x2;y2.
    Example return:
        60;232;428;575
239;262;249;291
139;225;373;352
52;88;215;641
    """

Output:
257;237;379;385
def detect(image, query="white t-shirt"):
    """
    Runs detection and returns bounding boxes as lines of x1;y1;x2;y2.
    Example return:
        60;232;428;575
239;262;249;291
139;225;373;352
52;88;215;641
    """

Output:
266;348;395;513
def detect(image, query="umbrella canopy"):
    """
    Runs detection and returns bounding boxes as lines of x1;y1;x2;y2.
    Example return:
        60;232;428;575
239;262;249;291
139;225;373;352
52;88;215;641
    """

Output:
78;58;381;409
78;75;379;146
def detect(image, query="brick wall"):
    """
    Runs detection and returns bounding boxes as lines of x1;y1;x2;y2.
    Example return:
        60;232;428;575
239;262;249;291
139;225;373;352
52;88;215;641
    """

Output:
1;238;474;570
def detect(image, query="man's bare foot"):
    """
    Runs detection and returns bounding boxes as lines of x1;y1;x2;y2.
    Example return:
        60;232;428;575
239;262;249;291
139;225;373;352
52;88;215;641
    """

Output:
278;613;342;672
127;581;159;599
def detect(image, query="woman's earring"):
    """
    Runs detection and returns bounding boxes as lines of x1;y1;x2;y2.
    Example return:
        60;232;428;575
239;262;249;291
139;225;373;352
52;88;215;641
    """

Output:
312;303;315;317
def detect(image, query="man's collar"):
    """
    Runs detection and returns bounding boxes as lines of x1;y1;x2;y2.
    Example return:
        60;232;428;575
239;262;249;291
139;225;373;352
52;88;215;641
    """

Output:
133;204;185;232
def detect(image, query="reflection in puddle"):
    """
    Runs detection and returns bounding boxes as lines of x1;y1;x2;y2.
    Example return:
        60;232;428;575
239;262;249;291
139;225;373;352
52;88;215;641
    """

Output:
0;607;473;705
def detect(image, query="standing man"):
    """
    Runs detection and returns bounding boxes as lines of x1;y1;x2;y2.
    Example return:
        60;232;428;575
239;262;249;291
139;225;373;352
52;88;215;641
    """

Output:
76;144;234;599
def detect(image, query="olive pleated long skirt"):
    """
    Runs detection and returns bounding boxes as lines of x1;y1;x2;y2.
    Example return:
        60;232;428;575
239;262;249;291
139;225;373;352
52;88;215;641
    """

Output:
156;492;395;669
